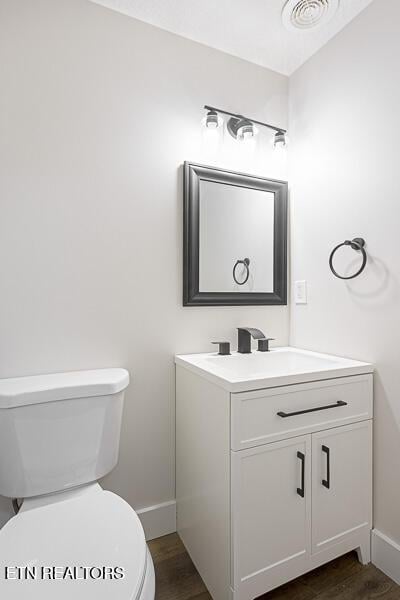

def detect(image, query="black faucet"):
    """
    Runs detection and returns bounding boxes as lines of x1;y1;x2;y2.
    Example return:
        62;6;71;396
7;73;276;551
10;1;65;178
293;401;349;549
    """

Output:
237;327;274;354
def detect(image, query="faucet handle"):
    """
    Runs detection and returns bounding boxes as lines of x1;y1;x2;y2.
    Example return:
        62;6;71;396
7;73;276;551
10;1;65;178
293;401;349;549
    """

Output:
258;338;275;352
212;342;231;356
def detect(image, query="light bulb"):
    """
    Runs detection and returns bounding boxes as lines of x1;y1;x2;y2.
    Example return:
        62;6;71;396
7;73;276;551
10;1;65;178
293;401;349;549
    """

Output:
273;131;288;149
202;109;223;130
236;119;258;142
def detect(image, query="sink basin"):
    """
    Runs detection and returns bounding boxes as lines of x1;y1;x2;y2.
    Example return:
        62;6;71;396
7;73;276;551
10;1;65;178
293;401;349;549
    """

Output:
175;347;373;392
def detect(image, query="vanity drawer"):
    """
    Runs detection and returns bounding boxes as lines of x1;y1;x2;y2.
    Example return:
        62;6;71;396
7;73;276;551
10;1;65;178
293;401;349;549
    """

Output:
231;375;373;451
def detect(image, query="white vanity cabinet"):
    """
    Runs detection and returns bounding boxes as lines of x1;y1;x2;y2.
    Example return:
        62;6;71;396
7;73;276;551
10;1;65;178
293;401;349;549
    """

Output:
231;419;372;600
176;350;373;600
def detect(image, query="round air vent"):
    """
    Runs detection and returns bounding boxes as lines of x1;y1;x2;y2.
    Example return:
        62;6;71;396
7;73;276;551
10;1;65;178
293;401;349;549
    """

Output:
282;0;340;31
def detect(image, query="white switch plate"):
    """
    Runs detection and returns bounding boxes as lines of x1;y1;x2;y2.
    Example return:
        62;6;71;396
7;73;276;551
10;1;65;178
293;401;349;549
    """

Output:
294;280;307;304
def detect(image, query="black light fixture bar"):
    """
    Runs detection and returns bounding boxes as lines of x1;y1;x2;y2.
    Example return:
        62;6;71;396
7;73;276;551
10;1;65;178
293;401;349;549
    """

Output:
204;105;287;134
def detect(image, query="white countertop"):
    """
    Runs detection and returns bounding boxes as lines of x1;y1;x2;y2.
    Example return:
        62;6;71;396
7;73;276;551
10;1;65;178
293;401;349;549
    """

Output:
175;347;373;392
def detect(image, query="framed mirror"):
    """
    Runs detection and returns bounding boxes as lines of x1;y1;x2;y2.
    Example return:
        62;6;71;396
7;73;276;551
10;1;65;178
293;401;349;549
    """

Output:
183;162;287;306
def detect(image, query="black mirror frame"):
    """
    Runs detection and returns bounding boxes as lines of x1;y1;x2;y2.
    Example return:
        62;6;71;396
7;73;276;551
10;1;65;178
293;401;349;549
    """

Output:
183;162;288;306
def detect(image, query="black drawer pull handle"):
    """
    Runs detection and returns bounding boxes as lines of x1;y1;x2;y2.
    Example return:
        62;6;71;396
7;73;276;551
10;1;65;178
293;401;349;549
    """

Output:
297;451;305;498
322;445;330;489
277;400;347;418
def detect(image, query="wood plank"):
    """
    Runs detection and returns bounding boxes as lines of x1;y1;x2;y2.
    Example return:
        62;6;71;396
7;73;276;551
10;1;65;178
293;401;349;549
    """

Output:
148;533;187;566
258;578;317;600
299;552;364;594
150;535;209;600
315;565;400;600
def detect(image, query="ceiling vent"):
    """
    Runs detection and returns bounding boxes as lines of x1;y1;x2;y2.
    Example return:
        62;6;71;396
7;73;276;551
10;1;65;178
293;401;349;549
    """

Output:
282;0;340;31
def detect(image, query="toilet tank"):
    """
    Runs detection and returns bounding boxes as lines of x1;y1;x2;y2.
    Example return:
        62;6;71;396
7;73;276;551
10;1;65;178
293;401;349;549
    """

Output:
0;368;129;499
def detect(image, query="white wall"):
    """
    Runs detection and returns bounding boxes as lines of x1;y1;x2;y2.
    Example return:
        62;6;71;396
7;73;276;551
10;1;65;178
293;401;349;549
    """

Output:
290;0;400;552
0;0;288;530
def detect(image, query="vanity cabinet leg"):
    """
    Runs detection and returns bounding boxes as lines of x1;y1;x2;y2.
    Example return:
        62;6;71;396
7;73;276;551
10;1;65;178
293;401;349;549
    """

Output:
356;538;371;565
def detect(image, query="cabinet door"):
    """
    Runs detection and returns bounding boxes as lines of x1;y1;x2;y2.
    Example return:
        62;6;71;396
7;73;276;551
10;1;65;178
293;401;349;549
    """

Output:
231;436;311;597
311;421;372;554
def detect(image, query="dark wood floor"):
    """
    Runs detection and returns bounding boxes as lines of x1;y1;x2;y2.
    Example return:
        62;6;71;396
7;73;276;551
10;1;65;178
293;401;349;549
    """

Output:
148;533;400;600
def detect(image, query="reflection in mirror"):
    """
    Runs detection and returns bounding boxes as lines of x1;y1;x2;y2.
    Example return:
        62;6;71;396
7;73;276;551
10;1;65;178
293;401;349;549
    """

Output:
199;180;275;293
183;162;287;306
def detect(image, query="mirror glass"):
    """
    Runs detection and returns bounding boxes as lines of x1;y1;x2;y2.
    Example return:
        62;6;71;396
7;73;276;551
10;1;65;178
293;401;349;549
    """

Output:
199;180;275;292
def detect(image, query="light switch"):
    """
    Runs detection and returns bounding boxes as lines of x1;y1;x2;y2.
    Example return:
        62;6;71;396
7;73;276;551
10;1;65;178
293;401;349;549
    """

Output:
294;280;307;304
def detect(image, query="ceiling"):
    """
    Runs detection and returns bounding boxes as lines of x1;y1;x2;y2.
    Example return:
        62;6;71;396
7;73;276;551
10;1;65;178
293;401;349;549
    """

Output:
89;0;374;75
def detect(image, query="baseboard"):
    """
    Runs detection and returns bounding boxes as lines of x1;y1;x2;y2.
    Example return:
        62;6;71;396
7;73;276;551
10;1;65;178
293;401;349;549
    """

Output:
137;500;176;541
372;529;400;585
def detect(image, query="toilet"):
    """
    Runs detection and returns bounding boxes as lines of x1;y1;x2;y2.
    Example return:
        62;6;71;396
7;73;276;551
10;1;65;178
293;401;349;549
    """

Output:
0;368;155;600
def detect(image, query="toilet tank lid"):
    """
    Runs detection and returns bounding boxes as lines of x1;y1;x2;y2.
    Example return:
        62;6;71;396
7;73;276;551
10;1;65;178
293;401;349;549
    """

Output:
0;368;130;409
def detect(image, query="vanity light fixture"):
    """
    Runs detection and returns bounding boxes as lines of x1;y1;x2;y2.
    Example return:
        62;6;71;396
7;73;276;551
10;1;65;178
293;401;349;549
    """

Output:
203;105;288;148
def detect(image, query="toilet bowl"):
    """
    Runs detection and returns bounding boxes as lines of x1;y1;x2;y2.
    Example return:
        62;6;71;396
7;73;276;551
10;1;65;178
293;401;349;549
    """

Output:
0;369;155;600
0;483;155;600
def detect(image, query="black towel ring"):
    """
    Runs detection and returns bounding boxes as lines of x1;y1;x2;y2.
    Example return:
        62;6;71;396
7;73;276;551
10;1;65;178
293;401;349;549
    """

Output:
233;258;250;285
329;238;367;280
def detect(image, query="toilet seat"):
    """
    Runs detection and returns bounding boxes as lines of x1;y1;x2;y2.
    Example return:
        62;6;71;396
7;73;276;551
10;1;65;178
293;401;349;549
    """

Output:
0;486;150;600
